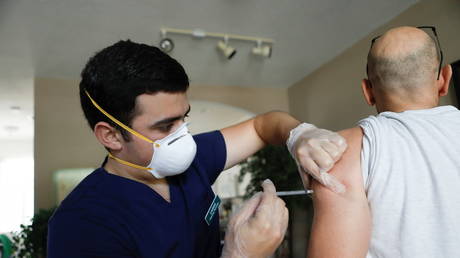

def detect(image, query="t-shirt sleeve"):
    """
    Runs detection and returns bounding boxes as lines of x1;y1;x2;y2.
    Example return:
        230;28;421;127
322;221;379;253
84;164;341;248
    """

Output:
47;210;135;258
193;130;227;184
358;116;380;192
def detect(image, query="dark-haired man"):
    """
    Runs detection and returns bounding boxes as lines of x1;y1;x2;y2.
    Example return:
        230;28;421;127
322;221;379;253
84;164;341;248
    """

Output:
299;26;460;258
47;40;346;257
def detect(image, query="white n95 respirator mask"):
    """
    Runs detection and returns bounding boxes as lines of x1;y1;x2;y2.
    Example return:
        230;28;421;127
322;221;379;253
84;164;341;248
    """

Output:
85;90;197;178
146;122;196;178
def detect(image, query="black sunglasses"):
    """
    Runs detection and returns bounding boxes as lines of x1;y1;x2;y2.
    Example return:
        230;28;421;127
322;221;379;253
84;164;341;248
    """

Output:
367;26;444;80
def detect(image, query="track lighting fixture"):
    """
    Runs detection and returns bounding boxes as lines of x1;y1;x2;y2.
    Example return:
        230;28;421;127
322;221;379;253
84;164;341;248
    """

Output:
252;40;272;58
217;36;236;60
159;27;274;60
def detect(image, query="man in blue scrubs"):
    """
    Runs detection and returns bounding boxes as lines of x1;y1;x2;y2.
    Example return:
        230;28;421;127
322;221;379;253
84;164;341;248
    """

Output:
47;40;346;257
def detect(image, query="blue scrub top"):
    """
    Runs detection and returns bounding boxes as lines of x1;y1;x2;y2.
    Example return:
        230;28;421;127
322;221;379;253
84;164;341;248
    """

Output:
48;131;227;258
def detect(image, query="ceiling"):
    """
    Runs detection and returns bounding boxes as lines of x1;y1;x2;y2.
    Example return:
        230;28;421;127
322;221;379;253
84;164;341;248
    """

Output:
0;0;418;88
0;0;418;141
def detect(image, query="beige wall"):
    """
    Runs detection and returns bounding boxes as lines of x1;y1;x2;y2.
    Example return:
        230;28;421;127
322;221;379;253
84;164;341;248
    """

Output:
188;85;289;114
288;0;460;131
34;78;289;210
35;78;104;210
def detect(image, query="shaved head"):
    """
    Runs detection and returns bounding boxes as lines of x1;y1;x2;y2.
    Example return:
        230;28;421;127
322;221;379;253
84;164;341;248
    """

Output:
367;26;440;94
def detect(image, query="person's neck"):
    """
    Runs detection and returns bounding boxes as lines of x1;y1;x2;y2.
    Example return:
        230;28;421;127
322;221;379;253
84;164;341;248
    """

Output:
376;102;438;113
104;158;157;183
104;158;171;201
375;93;439;113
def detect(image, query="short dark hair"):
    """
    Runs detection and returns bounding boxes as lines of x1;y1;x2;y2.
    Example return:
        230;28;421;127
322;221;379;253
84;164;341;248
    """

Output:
79;40;189;140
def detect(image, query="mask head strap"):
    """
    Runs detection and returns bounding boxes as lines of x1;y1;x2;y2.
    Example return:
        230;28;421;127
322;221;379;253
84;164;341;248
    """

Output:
84;90;159;147
107;153;152;171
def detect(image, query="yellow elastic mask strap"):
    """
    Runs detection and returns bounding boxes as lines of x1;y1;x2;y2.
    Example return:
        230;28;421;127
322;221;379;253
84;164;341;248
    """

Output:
84;90;158;145
108;153;152;171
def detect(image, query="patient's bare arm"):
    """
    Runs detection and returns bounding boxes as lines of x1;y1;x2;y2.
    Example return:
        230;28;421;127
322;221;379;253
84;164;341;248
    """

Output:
307;127;371;258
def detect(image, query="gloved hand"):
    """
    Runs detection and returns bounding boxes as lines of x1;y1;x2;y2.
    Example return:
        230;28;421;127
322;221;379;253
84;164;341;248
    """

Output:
221;179;288;258
286;123;347;193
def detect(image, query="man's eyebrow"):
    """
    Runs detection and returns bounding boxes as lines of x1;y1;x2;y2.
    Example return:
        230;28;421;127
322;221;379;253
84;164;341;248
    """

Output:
151;106;191;127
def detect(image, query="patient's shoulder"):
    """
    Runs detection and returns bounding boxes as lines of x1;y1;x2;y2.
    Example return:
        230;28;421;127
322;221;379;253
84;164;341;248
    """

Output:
338;127;363;145
330;127;363;181
312;127;365;199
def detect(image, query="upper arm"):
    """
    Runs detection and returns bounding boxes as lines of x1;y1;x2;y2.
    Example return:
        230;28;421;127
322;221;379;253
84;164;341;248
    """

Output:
221;111;300;170
308;127;371;258
220;118;266;170
193;131;227;183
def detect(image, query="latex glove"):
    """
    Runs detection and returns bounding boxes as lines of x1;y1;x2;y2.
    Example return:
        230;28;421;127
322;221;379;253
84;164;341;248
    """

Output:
286;123;347;193
221;179;289;258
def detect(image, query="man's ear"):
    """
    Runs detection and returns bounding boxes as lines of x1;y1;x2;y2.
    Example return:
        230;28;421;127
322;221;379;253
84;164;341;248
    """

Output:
361;79;375;106
438;64;452;97
94;122;123;151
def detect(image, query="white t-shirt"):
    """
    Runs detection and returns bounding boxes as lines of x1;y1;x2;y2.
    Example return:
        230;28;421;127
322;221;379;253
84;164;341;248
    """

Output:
359;105;460;258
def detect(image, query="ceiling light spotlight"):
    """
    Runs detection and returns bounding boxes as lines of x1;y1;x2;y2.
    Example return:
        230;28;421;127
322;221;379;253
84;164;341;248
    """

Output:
252;40;272;58
159;38;174;53
159;29;174;53
217;36;236;60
